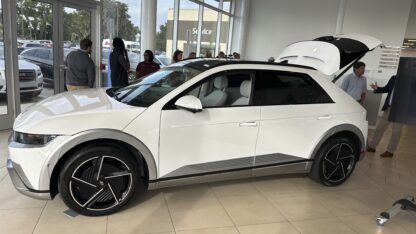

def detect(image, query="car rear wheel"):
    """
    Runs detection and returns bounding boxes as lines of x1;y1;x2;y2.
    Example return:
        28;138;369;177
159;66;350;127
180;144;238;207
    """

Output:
59;146;140;216
310;137;358;186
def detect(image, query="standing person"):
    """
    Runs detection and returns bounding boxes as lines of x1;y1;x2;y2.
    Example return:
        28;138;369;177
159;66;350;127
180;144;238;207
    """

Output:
65;38;95;91
110;37;130;87
233;52;241;60
367;75;403;158
188;52;196;59
172;50;183;64
136;50;160;79
205;50;213;58
217;51;225;58
341;61;367;104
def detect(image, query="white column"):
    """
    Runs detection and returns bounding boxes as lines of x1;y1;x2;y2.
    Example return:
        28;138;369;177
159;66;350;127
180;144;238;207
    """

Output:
141;0;157;54
335;0;347;34
231;0;250;59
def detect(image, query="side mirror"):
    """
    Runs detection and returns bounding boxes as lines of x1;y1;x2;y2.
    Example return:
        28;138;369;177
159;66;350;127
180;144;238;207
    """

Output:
175;95;203;113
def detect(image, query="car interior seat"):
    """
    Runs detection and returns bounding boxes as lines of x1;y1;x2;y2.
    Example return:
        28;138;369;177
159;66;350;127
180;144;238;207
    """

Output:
201;76;228;107
232;80;252;106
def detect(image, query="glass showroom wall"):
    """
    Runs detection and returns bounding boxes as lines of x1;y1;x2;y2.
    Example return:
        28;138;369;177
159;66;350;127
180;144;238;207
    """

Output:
156;0;174;65
162;0;234;60
100;0;233;86
101;0;141;86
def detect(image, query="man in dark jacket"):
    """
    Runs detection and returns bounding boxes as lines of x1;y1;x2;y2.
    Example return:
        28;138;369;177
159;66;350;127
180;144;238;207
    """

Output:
65;39;95;90
367;75;403;158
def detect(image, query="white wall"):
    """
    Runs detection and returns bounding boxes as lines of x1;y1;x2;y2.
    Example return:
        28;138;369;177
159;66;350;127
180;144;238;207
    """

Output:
405;0;416;38
244;0;340;61
338;0;412;87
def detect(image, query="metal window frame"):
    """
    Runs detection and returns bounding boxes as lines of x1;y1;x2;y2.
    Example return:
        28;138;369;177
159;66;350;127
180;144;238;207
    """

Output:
172;0;180;53
196;3;204;55
227;0;235;55
214;0;223;56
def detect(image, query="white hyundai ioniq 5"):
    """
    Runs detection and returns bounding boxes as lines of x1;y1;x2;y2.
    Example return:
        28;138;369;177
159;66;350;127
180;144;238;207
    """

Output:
7;34;382;216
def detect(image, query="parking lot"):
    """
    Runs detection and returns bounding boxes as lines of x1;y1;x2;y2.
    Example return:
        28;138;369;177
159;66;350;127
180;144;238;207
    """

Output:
0;87;54;115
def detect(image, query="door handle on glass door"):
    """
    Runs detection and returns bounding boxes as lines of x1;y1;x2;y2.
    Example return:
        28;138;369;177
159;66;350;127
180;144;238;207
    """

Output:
318;115;332;120
239;122;258;127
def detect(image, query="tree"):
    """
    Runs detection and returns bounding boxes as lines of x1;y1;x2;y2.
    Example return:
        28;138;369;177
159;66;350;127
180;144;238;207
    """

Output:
16;0;53;40
102;0;140;41
156;23;167;51
15;0;140;43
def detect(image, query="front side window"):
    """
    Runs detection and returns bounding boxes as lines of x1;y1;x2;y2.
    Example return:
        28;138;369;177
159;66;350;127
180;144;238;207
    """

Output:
184;71;253;108
253;71;333;106
109;66;201;107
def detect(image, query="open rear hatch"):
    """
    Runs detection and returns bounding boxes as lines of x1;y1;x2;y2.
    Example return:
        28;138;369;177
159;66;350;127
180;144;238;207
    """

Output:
277;34;383;81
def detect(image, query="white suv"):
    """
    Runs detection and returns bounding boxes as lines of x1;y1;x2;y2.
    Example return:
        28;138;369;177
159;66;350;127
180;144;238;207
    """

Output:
7;34;381;216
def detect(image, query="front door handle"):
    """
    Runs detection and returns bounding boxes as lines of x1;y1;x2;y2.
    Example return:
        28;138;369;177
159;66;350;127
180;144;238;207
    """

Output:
318;115;333;120
239;122;258;127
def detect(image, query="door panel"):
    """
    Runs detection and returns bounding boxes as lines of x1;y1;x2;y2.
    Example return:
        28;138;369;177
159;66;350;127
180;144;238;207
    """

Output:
256;104;338;160
159;107;260;178
253;70;339;161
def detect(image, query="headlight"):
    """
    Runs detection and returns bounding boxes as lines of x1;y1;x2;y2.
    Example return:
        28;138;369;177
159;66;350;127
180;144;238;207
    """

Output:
36;69;42;77
13;131;57;145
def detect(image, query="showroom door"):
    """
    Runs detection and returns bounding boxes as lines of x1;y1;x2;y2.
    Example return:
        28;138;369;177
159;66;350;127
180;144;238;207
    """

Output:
57;0;100;92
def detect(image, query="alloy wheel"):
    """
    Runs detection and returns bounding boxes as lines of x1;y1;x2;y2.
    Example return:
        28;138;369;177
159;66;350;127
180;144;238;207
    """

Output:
322;143;355;183
69;156;133;211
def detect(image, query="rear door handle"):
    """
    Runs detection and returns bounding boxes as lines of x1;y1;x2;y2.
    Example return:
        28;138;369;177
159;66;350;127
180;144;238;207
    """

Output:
318;115;333;120
239;122;258;127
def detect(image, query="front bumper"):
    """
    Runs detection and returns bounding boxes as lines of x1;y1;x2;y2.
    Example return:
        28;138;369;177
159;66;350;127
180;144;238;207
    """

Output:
7;158;51;200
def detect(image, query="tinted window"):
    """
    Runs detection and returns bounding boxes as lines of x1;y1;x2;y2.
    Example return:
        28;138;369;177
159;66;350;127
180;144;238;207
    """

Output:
253;71;333;105
21;49;35;57
34;49;50;60
27;44;42;47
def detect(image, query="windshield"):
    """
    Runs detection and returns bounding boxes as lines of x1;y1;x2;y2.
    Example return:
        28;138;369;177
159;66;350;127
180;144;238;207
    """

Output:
108;66;201;107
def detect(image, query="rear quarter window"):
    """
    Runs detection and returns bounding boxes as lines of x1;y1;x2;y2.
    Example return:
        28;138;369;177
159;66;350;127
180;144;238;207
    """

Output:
253;70;333;106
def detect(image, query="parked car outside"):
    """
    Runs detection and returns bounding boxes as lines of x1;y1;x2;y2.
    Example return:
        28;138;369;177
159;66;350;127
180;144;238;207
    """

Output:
19;48;75;87
17;42;45;54
0;48;43;97
7;34;380;216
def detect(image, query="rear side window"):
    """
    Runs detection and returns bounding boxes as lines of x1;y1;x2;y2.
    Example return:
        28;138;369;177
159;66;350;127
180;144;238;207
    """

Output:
34;49;50;60
253;71;333;105
21;49;35;57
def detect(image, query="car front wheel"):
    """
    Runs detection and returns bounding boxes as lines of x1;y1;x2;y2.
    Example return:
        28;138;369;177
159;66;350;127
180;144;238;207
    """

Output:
59;146;140;216
310;137;358;186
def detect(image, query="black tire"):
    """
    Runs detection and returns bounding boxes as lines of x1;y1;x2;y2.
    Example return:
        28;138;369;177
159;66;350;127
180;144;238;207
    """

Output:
59;145;141;216
309;137;358;186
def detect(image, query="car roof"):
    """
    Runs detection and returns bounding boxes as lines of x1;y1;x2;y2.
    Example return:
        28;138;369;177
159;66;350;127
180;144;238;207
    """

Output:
178;59;316;72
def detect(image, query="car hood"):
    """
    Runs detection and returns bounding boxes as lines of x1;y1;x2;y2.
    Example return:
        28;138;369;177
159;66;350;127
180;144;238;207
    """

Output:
13;88;147;135
0;59;40;70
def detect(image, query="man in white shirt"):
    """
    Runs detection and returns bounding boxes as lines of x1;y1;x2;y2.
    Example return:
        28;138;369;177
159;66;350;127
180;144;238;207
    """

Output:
341;62;367;104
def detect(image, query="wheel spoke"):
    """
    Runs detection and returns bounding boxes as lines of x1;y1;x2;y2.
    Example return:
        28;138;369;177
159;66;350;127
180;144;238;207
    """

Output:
325;165;340;180
104;171;132;179
108;184;121;204
82;188;104;208
339;162;346;179
93;156;105;181
324;158;337;166
339;154;354;160
71;177;97;188
335;143;343;161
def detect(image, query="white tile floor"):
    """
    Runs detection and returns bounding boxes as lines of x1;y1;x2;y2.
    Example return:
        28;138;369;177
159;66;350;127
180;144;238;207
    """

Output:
0;125;416;234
